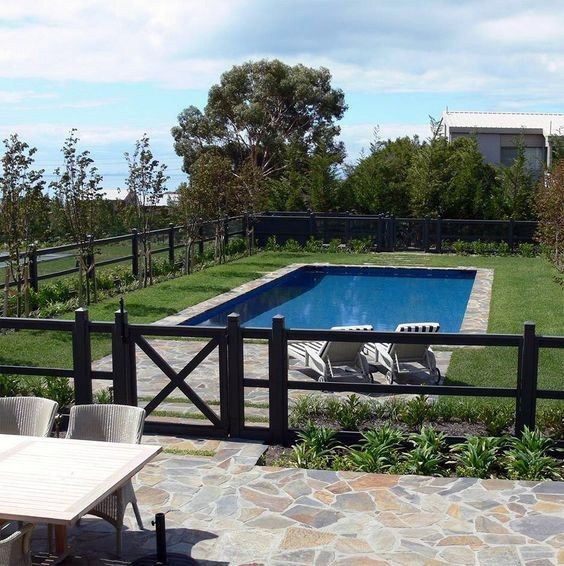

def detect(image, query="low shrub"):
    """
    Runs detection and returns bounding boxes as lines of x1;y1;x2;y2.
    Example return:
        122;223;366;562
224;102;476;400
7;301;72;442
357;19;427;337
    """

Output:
225;237;247;256
304;237;324;253
288;394;564;440
349;238;373;253
505;427;562;481
282;239;303;252
282;423;562;480
264;235;280;251
0;375;74;408
517;242;537;257
451;436;502;479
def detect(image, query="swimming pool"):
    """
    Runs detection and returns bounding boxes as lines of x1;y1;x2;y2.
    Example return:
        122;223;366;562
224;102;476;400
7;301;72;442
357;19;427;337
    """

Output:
182;265;477;332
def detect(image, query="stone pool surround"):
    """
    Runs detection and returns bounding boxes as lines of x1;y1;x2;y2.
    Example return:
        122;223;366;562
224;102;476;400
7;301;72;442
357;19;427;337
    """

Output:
155;263;493;335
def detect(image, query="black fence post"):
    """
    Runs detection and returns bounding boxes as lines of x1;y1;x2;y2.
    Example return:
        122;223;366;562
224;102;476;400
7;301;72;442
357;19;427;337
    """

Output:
111;304;138;406
227;314;244;437
508;218;515;251
436;217;443;253
168;223;175;265
423;217;430;252
73;307;93;404
131;229;139;278
28;244;38;292
391;216;397;251
345;211;352;244
376;215;383;251
198;224;205;256
515;321;538;435
308;209;316;240
269;315;288;445
223;215;229;250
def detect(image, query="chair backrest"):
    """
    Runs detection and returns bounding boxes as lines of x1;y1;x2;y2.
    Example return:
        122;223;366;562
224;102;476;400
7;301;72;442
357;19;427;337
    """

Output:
66;404;146;444
0;523;34;566
0;397;58;437
389;322;440;360
321;325;373;363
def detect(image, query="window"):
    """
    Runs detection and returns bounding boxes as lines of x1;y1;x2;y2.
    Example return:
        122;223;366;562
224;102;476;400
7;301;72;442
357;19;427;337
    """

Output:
500;146;545;172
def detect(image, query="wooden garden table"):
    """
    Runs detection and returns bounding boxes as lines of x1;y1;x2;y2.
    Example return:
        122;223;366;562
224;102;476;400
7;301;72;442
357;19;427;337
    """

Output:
0;434;161;562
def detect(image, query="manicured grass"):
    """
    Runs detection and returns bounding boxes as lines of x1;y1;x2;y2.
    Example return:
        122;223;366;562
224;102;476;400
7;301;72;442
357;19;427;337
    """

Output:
0;251;562;395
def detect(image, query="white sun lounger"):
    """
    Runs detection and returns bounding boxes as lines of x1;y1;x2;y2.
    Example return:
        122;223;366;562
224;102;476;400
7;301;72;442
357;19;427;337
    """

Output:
364;322;441;384
288;325;373;382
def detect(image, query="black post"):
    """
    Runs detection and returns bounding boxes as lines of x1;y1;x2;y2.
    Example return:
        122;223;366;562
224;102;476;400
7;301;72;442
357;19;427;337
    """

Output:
73;308;92;404
198;225;205;256
28;244;38;292
376;215;383;251
227;314;244;437
515;321;538;435
131;229;139;278
391;216;397;251
168;223;175;265
223;215;229;250
308;209;316;239
112;303;137;405
345;211;351;244
508;218;515;251
423;217;430;252
436;217;443;253
269;315;288;445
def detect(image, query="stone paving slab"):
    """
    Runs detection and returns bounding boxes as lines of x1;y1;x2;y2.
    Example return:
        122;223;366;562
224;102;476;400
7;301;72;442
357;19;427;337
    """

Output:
30;438;564;565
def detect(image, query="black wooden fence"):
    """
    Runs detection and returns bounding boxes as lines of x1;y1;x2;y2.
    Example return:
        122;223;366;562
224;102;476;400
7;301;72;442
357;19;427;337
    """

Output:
0;212;539;293
0;214;249;291
254;212;538;252
0;309;562;444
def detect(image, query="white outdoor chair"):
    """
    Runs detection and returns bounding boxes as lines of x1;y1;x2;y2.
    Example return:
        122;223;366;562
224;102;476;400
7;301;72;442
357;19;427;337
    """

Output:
364;322;441;384
65;404;146;556
288;325;373;382
0;523;34;566
0;396;58;437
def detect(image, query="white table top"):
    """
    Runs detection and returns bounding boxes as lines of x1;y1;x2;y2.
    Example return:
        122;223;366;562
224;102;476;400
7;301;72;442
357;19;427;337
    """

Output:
0;434;161;525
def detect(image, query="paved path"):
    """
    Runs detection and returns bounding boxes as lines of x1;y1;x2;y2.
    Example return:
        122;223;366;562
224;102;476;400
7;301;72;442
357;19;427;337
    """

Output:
31;437;564;565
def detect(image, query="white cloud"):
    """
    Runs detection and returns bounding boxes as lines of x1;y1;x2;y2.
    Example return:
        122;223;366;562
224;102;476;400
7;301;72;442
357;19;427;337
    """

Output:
0;90;57;104
0;0;563;99
0;0;246;88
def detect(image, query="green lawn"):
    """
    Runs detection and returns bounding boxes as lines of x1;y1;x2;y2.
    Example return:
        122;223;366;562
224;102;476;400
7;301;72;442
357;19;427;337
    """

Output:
0;251;562;394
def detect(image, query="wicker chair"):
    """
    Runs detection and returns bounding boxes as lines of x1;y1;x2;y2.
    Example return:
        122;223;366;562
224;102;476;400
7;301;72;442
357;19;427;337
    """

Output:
0;523;34;566
65;404;146;556
0;396;58;437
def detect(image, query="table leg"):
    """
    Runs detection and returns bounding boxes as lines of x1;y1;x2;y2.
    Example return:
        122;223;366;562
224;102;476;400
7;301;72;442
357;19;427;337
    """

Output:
54;525;68;555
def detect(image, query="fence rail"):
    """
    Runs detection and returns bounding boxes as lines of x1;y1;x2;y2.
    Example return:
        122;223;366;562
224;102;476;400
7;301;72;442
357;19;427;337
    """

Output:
254;212;538;252
0;212;539;293
0;215;249;291
0;309;562;445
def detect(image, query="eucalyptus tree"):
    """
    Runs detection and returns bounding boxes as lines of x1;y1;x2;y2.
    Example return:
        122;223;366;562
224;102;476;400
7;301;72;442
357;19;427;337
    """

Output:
172;59;347;208
0;134;45;316
124;134;168;287
50;129;104;305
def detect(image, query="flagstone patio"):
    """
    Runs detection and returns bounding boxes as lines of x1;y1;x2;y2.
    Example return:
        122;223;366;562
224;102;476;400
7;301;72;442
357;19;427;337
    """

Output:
33;436;564;565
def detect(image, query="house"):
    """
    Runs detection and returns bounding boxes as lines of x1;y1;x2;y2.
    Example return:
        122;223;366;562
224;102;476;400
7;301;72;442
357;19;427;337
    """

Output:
442;110;564;172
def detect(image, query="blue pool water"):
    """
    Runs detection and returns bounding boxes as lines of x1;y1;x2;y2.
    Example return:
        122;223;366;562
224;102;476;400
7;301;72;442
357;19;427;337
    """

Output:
183;266;476;332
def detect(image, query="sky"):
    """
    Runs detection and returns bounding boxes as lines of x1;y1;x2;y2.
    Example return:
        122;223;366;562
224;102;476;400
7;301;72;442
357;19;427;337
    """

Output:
1;0;564;196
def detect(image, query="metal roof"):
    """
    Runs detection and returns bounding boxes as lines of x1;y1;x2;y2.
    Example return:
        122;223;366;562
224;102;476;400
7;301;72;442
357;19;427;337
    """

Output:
442;110;564;136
